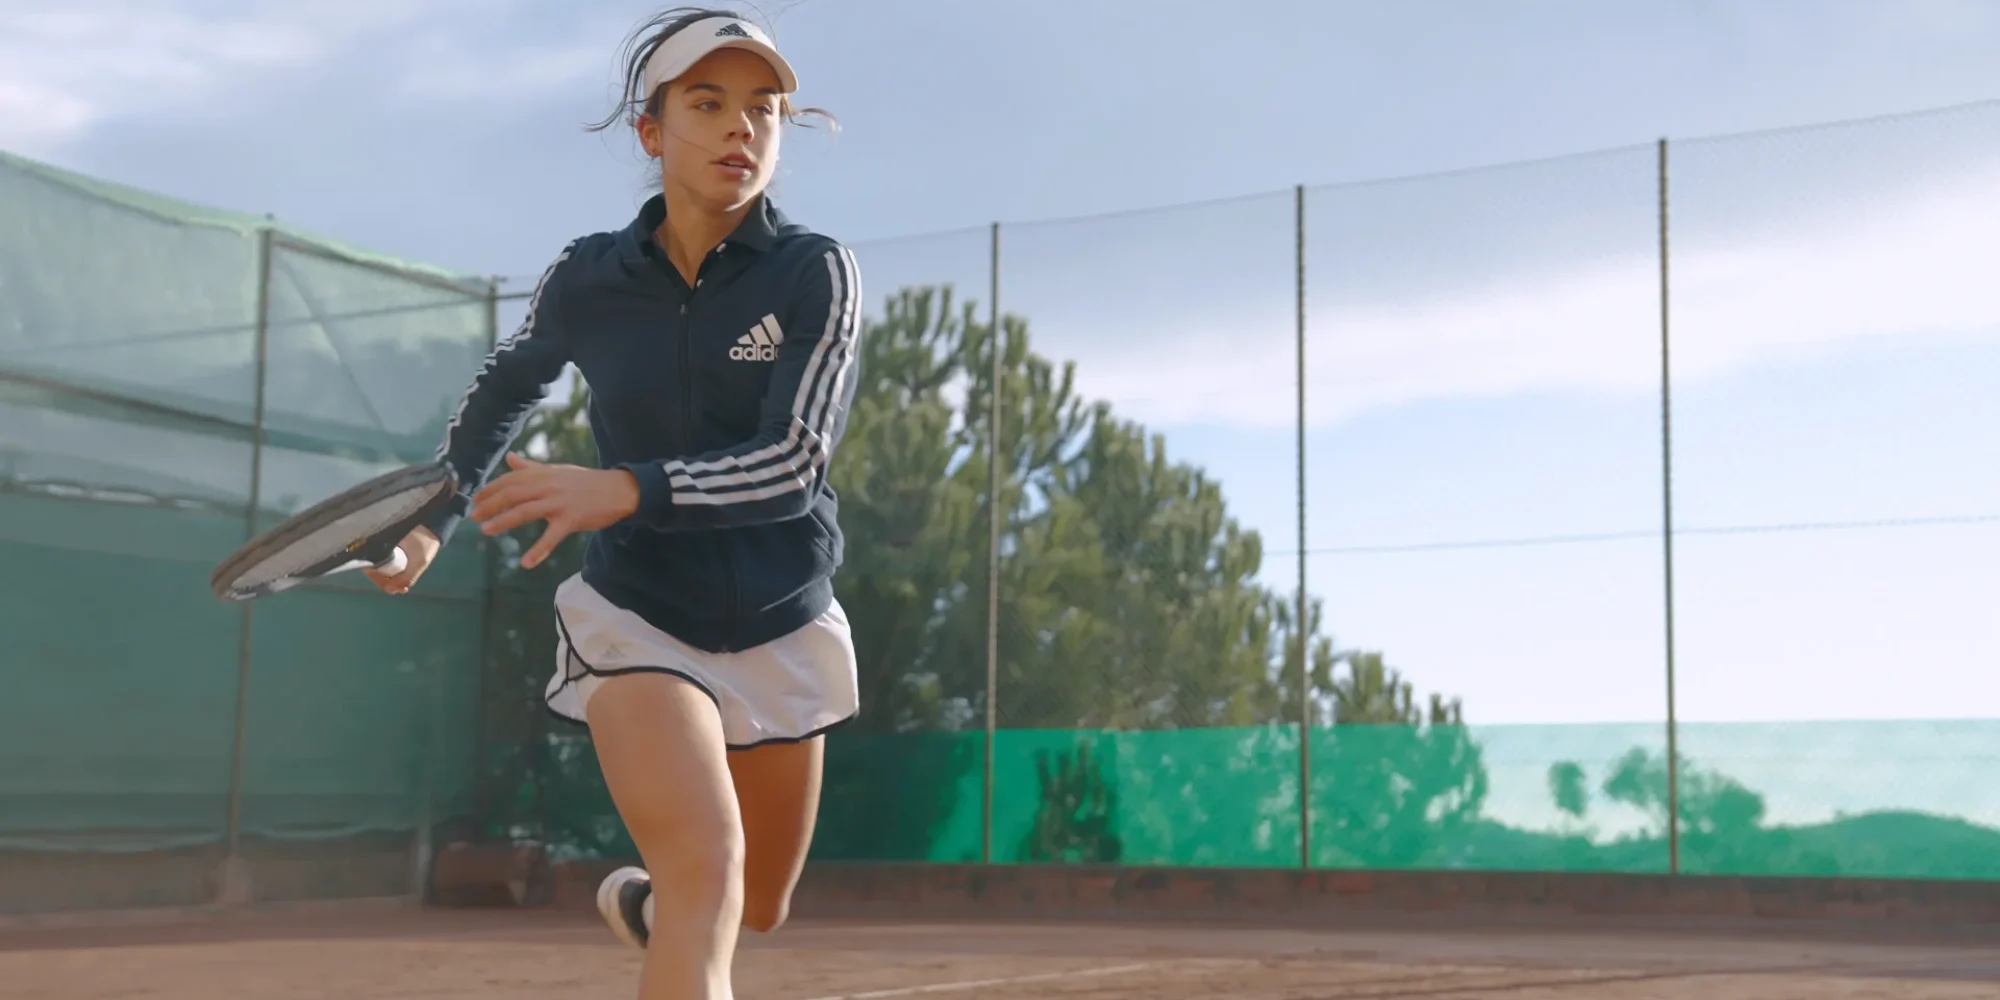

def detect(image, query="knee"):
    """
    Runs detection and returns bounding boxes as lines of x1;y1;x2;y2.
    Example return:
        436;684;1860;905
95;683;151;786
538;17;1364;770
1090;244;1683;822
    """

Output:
631;823;745;906
740;894;791;934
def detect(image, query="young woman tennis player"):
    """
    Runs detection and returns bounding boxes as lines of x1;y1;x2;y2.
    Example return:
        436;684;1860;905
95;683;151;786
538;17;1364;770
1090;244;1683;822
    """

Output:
368;8;859;998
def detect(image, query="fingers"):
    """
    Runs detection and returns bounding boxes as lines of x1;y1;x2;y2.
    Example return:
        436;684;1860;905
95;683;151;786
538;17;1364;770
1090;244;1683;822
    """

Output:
472;454;578;513
470;473;525;519
470;464;554;523
520;522;572;570
478;496;566;537
474;489;576;567
363;558;421;596
470;479;533;525
363;528;440;596
470;453;586;568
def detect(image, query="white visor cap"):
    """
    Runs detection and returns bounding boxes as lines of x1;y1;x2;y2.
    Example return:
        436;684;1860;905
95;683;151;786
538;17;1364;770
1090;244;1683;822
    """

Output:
641;17;798;98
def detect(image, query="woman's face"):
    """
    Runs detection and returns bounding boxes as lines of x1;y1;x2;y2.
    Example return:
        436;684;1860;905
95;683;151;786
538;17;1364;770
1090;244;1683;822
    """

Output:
640;47;784;210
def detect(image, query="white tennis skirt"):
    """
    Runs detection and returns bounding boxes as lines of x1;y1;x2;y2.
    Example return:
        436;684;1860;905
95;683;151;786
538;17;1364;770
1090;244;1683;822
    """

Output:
547;573;859;749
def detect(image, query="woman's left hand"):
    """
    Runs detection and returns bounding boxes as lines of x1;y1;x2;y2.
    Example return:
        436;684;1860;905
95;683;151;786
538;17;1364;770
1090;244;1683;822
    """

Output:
470;452;640;569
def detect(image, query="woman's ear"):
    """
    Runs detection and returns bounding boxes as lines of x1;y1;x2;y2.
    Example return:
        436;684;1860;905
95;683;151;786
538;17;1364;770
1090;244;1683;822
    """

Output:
636;112;664;159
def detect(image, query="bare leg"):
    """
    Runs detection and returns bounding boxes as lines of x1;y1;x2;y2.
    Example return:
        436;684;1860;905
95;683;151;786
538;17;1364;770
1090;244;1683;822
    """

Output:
729;736;825;933
588;673;742;1000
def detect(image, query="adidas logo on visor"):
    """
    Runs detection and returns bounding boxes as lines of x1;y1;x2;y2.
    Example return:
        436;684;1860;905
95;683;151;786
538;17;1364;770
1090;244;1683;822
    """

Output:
716;22;751;38
730;315;784;361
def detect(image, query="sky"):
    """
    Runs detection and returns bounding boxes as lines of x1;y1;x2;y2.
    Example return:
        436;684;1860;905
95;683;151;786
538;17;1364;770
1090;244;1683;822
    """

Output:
5;0;1999;780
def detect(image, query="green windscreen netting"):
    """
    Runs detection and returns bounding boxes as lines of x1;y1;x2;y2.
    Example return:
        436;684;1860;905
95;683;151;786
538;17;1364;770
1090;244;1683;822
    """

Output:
0;149;496;911
510;722;2000;880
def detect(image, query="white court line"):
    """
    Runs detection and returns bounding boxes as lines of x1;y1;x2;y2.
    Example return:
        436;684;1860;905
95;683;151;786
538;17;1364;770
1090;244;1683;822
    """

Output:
796;961;1157;1000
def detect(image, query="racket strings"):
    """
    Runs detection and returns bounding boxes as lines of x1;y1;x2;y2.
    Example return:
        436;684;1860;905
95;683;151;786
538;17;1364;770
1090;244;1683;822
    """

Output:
226;488;438;592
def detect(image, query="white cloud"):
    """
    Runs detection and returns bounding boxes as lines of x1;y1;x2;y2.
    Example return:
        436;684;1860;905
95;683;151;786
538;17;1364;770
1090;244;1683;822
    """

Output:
0;2;358;151
0;0;609;155
394;35;611;104
0;79;94;144
1056;154;2000;430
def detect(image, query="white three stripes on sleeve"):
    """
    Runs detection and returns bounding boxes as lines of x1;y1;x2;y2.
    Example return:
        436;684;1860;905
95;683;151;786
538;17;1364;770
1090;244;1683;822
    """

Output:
660;246;860;506
434;244;572;462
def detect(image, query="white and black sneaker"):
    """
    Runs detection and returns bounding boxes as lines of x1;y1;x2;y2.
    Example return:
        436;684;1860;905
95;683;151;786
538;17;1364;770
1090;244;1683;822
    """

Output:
595;866;653;949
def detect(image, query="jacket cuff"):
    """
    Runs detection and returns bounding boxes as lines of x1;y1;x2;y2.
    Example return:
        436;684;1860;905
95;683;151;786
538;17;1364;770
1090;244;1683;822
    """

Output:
421;491;473;546
618;461;676;525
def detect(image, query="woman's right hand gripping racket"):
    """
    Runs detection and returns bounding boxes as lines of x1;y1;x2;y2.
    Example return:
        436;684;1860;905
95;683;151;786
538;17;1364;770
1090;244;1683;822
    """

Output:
209;461;460;602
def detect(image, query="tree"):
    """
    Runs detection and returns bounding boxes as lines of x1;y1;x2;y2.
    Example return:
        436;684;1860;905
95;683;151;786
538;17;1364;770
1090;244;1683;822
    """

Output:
1549;761;1591;822
1598;748;1808;872
798;281;1299;734
471;280;1484;863
1601;748;1768;841
1306;649;1488;867
817;285;994;732
1017;740;1122;863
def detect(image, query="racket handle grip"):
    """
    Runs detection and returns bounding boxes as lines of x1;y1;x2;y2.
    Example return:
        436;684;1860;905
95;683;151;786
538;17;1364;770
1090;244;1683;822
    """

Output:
374;547;409;576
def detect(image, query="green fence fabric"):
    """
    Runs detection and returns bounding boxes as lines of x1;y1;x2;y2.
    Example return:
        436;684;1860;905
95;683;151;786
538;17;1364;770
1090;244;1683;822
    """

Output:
0;148;496;909
0;493;245;851
514;721;2000;881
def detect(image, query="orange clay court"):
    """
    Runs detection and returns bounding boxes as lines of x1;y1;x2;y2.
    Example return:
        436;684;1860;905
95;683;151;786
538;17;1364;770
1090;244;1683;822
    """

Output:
4;904;1997;1000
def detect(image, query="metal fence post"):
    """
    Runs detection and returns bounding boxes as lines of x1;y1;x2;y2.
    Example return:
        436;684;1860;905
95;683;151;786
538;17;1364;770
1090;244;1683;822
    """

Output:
412;662;436;901
1657;138;1681;877
1294;183;1312;869
220;222;275;905
983;221;1002;866
470;278;502;846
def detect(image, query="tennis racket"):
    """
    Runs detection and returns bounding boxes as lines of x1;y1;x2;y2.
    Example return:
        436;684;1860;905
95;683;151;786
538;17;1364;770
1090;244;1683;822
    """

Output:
210;460;460;602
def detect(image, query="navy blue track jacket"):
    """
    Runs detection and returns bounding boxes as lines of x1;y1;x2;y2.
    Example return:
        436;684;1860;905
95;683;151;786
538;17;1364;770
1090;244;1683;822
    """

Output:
425;194;861;653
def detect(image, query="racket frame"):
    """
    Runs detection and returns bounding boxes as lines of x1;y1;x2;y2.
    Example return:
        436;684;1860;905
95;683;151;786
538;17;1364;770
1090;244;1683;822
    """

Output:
209;460;460;602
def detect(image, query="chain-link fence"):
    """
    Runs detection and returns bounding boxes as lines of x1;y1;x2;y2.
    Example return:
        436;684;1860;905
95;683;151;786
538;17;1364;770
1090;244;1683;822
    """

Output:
0;150;505;913
8;97;1998;920
477;100;2000;881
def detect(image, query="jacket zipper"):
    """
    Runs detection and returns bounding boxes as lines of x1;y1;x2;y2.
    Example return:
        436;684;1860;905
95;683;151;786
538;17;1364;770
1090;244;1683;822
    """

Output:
676;299;694;460
682;277;741;650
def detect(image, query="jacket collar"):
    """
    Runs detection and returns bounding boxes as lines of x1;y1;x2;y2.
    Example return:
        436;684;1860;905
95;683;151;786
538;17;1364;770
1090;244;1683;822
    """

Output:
620;193;786;266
